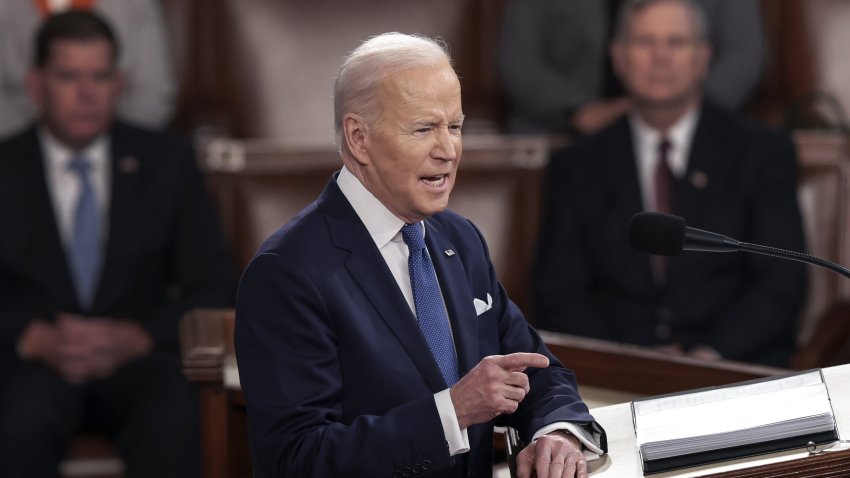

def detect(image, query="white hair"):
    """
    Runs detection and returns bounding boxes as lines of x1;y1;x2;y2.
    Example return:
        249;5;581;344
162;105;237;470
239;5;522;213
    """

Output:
333;32;453;150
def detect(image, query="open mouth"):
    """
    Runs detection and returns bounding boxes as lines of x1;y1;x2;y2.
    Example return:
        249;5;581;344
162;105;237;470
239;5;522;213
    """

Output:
420;174;449;188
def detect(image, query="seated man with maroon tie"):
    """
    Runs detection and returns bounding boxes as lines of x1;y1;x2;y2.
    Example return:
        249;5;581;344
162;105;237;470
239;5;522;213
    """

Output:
533;0;806;367
0;11;232;477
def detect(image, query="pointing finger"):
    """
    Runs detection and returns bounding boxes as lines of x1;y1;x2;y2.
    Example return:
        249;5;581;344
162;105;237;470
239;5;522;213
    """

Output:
494;352;550;372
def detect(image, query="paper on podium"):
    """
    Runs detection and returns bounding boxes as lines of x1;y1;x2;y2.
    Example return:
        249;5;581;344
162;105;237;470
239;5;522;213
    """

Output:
632;369;838;474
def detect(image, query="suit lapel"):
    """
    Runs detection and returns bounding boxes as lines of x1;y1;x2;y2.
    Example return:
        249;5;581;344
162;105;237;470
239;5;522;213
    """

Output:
678;105;730;225
610;119;645;216
667;105;735;284
612;119;656;287
425;218;479;378
17;128;79;307
319;178;448;391
97;124;144;308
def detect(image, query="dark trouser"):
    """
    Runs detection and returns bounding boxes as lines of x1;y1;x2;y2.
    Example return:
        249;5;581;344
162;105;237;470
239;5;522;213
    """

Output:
0;352;199;478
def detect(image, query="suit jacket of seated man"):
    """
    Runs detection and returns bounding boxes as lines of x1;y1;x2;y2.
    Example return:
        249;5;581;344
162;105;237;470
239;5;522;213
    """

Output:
235;174;606;478
533;102;807;367
0;120;234;356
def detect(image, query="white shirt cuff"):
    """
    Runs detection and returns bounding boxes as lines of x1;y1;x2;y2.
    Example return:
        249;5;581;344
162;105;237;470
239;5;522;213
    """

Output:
532;422;604;460
434;389;470;456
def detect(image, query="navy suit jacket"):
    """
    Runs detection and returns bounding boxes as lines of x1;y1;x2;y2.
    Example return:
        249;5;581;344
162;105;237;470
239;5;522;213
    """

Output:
235;176;605;478
533;103;807;367
0;122;233;356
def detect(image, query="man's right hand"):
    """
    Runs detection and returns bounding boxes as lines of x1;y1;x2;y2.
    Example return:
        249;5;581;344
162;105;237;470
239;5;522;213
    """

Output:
450;353;550;429
17;320;60;367
56;314;153;383
17;315;153;384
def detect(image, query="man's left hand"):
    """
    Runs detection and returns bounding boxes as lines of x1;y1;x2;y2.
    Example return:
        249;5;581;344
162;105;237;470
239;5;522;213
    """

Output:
515;431;587;478
57;314;153;383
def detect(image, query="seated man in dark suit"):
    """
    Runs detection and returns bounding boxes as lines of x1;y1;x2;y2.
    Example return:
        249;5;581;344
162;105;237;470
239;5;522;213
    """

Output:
0;11;233;477
235;32;606;478
533;0;806;367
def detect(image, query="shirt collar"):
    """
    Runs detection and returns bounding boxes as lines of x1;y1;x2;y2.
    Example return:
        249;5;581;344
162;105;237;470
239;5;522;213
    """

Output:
336;165;413;249
630;106;700;176
39;127;110;174
630;107;699;150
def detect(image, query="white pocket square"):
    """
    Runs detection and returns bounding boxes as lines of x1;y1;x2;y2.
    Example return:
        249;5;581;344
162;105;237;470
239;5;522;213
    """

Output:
473;293;493;316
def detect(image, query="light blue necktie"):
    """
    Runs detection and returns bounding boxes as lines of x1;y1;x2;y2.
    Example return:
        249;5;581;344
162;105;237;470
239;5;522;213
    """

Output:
401;222;460;387
68;155;102;309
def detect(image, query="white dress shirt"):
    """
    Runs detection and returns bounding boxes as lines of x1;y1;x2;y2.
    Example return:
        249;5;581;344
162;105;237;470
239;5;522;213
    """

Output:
40;128;111;252
336;166;603;458
630;108;700;212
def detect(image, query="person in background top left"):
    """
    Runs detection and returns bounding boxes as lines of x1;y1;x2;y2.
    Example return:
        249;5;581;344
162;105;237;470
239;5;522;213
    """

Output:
0;10;233;478
0;0;175;138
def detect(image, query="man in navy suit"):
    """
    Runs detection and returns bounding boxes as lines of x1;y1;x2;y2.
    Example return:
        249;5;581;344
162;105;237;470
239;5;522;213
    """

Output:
533;0;806;367
235;33;606;478
0;11;232;477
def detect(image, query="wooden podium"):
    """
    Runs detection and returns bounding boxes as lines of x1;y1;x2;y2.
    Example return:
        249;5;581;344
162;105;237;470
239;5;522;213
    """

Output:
180;309;850;478
584;364;850;477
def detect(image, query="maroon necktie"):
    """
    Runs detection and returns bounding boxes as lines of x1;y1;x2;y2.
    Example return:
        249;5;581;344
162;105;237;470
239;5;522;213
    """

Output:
654;138;674;214
653;138;674;281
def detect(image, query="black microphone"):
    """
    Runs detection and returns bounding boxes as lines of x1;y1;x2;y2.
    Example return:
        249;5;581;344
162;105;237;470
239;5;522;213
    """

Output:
628;212;850;280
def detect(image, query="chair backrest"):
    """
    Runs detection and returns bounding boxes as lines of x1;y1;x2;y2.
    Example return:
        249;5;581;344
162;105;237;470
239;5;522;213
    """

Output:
62;434;124;478
799;0;850;125
793;132;850;345
202;141;339;274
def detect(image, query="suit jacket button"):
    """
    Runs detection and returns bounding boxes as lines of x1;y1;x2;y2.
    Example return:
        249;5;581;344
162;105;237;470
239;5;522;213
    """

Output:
422;458;432;470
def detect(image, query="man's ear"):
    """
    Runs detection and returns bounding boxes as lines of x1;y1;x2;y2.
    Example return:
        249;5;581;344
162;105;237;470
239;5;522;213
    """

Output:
26;70;44;112
343;113;370;165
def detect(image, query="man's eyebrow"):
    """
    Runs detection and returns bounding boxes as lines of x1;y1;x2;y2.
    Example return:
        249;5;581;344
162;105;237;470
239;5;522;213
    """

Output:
411;115;464;126
411;120;438;130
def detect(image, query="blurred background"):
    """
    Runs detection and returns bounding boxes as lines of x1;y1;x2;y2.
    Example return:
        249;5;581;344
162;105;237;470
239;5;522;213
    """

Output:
161;0;850;142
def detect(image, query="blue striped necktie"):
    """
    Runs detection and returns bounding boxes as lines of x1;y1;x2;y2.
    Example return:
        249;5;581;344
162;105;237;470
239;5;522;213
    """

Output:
68;155;102;309
401;222;460;387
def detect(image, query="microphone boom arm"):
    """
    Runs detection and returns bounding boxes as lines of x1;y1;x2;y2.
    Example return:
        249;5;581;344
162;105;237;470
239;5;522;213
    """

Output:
739;242;850;280
629;213;850;280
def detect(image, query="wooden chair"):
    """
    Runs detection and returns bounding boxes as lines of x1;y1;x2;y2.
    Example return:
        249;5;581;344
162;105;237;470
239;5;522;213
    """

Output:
792;131;850;368
61;434;124;478
180;308;250;478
